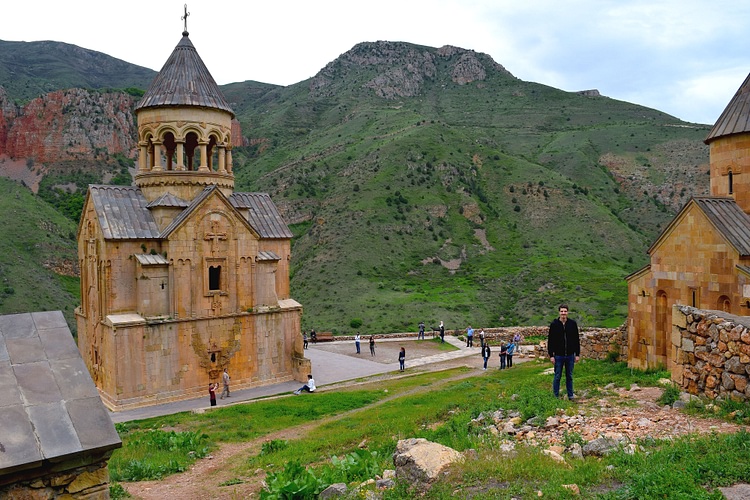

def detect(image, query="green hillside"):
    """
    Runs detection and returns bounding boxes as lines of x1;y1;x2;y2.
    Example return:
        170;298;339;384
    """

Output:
226;42;710;332
0;177;79;331
0;39;155;103
0;40;712;334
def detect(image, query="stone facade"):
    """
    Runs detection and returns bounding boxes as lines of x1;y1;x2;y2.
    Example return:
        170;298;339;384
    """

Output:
671;305;750;401
75;28;309;411
626;70;750;370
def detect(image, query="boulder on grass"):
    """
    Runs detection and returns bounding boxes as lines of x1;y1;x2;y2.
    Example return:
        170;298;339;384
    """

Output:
392;438;463;489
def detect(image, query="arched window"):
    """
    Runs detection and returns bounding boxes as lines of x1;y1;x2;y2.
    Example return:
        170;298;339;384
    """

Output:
729;170;734;195
718;295;731;313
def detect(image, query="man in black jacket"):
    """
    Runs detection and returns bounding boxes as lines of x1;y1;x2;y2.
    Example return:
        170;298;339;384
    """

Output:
548;304;580;400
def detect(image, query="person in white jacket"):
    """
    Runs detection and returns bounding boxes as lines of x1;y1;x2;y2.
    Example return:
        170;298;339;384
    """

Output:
294;374;316;395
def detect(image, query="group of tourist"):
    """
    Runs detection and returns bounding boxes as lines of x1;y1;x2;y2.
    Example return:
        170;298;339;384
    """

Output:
208;304;580;406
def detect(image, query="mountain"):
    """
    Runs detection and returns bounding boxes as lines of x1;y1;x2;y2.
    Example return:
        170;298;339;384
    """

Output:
0;40;712;333
0;39;155;104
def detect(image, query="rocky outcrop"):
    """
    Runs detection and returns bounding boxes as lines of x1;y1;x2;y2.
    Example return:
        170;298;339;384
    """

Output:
310;41;513;99
392;438;463;490
0;86;138;164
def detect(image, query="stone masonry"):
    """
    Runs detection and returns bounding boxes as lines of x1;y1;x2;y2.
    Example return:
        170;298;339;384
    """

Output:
671;305;750;401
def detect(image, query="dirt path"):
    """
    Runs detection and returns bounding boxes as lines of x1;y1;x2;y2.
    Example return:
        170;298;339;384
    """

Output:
122;361;481;499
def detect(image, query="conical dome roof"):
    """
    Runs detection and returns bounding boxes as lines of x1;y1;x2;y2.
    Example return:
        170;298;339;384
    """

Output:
136;32;234;117
705;71;750;144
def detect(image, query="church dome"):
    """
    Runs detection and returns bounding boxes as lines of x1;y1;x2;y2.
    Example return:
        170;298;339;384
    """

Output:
135;32;234;117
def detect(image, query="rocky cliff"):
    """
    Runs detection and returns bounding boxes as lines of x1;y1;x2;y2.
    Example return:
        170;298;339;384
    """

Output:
0;86;138;165
309;41;513;98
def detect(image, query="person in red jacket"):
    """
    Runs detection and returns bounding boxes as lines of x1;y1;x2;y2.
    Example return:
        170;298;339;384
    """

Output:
548;304;580;400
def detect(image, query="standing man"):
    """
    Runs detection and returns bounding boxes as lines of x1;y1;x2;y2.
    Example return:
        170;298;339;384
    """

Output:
418;321;425;340
220;368;230;399
479;329;485;348
548;304;580;400
466;325;474;347
355;332;361;354
481;342;491;370
439;321;445;343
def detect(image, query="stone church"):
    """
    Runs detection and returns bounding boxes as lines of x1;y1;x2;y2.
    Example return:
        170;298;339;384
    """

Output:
627;70;750;370
76;25;309;410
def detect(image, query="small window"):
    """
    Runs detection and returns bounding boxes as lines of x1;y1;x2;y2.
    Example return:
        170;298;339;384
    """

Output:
689;287;700;307
729;171;734;195
209;265;221;291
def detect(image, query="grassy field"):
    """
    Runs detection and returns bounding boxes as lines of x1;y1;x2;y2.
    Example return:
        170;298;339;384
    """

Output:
110;359;750;499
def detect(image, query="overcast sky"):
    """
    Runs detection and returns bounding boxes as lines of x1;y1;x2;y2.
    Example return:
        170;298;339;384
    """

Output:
4;0;749;125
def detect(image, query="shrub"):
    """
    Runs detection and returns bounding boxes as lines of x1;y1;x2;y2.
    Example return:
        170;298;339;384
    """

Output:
350;318;363;329
657;384;681;406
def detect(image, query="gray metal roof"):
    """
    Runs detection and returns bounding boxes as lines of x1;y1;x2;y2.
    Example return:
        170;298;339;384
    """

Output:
135;33;234;116
256;251;281;261
694;197;750;256
89;184;291;241
89;185;161;240
134;254;169;266
0;311;121;475
147;192;190;208
158;185;218;238
231;192;294;239
706;71;750;144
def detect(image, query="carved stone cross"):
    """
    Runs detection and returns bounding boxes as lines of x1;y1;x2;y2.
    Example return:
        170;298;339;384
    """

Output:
204;220;227;256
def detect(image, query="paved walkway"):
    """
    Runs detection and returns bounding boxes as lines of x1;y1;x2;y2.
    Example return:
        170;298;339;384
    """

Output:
110;336;480;423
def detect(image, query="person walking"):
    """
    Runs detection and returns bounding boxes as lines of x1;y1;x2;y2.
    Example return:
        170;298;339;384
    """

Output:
399;347;406;372
418;321;425;340
466;325;474;347
355;332;361;354
548;303;581;400
369;335;376;356
310;328;317;344
506;341;516;368
439;321;445;343
481;343;491;370
479;329;485;348
499;341;507;369
303;331;308;349
294;374;316;395
209;382;218;406
220;368;230;399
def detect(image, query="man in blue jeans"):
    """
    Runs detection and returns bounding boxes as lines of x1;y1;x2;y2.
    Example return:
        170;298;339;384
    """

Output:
548;304;580;400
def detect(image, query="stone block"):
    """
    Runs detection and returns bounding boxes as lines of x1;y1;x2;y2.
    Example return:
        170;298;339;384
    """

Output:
673;307;687;329
66;466;109;493
681;338;695;353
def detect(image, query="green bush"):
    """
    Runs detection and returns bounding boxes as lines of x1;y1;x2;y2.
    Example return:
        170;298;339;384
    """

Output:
350;318;363;329
657;384;680;406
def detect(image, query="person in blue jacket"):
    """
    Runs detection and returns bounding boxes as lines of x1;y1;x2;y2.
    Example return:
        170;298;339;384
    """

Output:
506;341;516;367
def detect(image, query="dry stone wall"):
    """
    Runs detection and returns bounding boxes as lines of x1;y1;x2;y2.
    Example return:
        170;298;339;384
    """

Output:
336;325;627;361
0;460;111;499
672;305;750;401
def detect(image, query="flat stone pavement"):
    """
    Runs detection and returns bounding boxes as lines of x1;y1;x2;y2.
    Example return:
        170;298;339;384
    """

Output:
110;336;528;423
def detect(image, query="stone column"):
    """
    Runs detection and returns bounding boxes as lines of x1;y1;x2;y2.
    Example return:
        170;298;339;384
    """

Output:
138;142;149;172
218;145;226;173
226;149;233;173
152;141;164;171
176;142;186;171
198;142;209;172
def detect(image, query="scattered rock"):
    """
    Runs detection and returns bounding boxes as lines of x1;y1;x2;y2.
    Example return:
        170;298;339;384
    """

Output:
319;483;348;499
562;483;580;495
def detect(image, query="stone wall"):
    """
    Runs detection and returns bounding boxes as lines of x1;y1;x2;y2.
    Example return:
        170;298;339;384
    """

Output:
0;460;111;499
671;305;750;401
336;325;627;361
